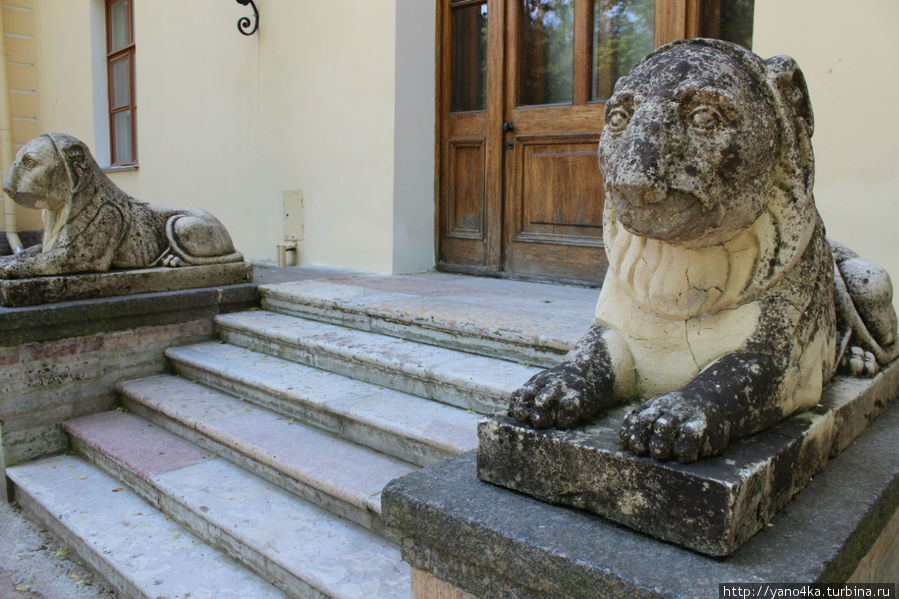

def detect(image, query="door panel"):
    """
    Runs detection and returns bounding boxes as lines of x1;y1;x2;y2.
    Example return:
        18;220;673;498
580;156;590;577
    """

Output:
438;0;497;271
512;134;604;242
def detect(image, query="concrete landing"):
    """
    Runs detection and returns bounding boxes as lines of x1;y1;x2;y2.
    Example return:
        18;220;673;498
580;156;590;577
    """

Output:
254;266;598;367
0;261;253;307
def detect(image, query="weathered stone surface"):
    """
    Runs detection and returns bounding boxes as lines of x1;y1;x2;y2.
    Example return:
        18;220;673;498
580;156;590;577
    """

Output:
505;39;899;466
0;133;245;278
480;360;898;555
385;401;899;599
0;261;253;307
0;281;258;346
0;282;259;466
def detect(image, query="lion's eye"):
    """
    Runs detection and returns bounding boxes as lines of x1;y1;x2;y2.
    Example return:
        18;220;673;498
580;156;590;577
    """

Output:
606;108;631;133
688;106;721;131
20;157;36;169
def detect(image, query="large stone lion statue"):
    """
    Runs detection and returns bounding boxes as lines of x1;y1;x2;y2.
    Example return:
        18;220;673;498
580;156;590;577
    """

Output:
509;39;898;463
0;133;243;278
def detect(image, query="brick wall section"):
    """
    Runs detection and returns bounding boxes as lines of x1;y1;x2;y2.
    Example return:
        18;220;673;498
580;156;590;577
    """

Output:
0;319;213;465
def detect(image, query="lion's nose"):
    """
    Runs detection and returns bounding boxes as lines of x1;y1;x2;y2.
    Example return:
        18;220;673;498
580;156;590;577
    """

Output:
609;182;668;207
1;168;14;199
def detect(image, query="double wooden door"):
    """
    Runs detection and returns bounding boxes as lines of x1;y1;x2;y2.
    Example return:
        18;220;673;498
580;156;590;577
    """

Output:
437;0;701;284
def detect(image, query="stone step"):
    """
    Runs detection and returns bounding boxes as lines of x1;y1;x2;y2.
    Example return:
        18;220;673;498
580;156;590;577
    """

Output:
61;411;410;599
6;454;288;599
164;342;479;467
117;375;416;537
213;310;541;414
258;278;586;368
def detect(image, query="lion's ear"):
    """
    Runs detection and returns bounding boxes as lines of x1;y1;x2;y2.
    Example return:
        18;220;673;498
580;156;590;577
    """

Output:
63;144;89;193
766;55;814;194
765;55;814;138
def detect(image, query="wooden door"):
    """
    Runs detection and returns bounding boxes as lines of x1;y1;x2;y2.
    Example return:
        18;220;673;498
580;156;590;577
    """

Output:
437;0;699;284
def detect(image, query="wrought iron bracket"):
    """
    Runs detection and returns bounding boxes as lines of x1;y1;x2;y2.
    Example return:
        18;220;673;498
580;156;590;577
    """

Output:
235;0;259;36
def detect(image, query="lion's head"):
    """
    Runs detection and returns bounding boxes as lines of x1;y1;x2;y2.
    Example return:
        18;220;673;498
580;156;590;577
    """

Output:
598;39;815;249
2;133;101;211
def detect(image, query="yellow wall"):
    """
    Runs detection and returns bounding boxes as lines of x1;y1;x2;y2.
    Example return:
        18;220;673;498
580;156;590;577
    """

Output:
24;0;435;272
754;0;899;313
3;0;43;231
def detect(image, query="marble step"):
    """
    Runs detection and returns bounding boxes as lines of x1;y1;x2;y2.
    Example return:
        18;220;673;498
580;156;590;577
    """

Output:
164;342;479;467
117;375;416;537
213;310;541;414
258;280;575;368
6;454;288;599
62;411;410;599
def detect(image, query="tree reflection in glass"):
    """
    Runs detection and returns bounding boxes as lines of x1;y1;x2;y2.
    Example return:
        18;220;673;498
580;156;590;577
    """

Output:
592;0;654;102
519;0;574;106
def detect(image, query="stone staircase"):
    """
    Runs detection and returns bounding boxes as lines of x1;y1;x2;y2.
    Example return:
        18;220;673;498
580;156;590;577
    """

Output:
6;271;591;599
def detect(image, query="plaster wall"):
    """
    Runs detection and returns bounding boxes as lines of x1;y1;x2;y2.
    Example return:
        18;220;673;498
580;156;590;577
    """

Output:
754;0;899;314
24;0;436;273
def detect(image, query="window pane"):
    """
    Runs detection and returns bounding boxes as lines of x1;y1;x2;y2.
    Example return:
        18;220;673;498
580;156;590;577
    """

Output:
109;0;130;51
701;0;754;49
518;0;574;107
113;110;132;163
452;2;488;112
592;0;654;102
111;56;131;108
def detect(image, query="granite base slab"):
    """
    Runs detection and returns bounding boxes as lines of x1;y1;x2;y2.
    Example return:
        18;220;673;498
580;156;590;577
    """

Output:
477;360;899;556
0;261;253;307
384;401;899;598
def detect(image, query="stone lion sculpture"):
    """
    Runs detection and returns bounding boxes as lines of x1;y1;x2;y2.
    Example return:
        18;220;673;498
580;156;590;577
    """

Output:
509;39;898;463
0;133;243;278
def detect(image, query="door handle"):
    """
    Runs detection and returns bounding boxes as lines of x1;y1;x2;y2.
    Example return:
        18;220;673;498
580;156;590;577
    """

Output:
502;121;515;133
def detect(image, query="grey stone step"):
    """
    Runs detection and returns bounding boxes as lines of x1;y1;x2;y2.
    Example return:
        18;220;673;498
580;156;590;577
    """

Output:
214;310;541;414
6;454;288;599
62;411;410;599
259;278;582;368
117;375;416;537
164;342;479;467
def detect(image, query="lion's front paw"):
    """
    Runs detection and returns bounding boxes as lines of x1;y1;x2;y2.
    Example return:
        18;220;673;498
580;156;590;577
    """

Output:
508;366;596;430
619;392;732;463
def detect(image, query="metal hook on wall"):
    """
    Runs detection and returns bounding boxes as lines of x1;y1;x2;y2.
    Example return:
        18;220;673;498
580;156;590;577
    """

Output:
235;0;259;36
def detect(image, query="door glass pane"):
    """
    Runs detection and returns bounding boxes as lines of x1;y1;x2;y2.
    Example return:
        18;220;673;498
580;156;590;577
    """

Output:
109;0;130;52
591;0;654;102
111;56;131;109
519;0;574;106
113;110;132;163
701;0;754;49
452;2;488;112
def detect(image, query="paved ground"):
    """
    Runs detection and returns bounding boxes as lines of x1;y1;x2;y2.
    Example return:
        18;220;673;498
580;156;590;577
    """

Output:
0;501;117;599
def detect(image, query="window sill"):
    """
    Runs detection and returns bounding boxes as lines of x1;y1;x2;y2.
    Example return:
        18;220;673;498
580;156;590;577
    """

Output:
102;164;139;173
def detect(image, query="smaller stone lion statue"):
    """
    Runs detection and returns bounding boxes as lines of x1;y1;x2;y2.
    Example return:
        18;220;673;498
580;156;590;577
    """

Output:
509;39;899;464
0;133;243;278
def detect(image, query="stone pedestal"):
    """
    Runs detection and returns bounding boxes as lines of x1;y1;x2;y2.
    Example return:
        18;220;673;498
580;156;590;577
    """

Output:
383;400;899;599
0;262;253;307
477;363;899;556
